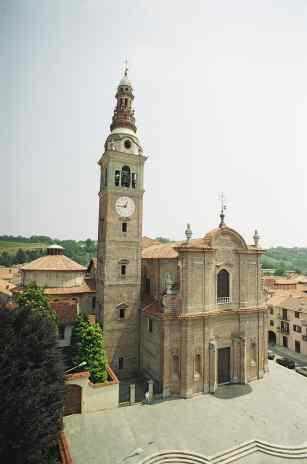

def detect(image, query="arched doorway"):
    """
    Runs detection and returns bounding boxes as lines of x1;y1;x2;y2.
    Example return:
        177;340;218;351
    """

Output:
268;331;276;345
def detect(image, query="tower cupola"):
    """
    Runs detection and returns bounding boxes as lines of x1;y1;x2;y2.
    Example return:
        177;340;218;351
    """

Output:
110;66;137;133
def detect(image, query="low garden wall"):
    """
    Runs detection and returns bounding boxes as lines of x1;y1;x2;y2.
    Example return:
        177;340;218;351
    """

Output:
65;366;119;414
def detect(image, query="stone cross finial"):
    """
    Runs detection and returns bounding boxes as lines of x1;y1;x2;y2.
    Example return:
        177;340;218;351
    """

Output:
185;223;192;243
253;229;260;247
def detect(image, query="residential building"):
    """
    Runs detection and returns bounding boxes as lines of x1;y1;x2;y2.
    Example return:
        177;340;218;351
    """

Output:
12;244;96;347
268;293;307;355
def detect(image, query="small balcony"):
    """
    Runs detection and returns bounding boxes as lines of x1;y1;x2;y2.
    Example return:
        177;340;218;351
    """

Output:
217;297;231;305
280;327;289;335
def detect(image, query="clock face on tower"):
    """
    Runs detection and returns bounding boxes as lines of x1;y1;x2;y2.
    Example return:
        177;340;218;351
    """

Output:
115;196;135;218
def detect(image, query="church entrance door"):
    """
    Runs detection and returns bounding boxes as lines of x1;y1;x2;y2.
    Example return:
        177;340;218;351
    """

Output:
218;347;231;384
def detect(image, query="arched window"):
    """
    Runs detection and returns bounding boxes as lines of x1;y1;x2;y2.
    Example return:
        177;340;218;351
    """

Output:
121;165;131;187
217;269;230;303
115;170;120;186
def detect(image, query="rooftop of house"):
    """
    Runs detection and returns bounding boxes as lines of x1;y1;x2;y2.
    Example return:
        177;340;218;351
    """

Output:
0;278;14;296
267;290;307;311
0;266;21;281
51;301;78;324
141;226;261;260
21;254;86;272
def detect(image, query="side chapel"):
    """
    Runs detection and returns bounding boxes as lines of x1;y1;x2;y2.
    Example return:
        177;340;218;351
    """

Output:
96;68;268;398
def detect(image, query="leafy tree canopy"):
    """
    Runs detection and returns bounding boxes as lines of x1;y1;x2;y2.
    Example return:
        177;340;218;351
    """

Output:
155;236;172;243
0;306;65;463
14;282;57;325
70;314;108;383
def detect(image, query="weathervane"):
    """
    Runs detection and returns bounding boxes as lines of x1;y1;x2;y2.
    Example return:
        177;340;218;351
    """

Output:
218;192;227;228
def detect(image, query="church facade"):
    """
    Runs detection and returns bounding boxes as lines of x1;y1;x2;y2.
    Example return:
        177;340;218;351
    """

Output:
96;69;268;398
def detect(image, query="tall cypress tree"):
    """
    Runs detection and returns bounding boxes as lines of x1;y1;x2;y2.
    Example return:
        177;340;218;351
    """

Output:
0;306;65;463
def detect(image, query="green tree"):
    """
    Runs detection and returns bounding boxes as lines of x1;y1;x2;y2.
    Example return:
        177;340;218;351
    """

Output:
71;314;108;383
0;251;12;267
0;306;65;463
274;262;286;276
14;282;57;324
155;236;171;243
15;248;27;264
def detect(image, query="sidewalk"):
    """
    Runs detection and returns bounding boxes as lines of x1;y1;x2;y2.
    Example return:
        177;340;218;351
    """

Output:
270;344;307;365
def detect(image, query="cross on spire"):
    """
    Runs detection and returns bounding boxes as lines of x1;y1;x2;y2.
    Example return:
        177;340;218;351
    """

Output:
218;192;227;228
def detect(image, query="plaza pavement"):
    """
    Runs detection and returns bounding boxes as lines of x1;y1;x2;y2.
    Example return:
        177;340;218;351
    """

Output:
64;361;307;464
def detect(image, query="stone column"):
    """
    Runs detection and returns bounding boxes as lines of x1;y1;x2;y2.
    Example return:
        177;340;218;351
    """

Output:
148;379;154;401
130;384;135;405
231;337;240;383
263;311;269;373
180;320;193;398
209;341;217;393
162;320;171;399
240;337;248;384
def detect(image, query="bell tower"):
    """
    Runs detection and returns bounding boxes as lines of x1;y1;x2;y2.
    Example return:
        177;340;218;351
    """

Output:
96;67;146;378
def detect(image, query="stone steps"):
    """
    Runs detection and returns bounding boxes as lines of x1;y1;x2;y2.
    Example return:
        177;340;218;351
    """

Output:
138;440;307;463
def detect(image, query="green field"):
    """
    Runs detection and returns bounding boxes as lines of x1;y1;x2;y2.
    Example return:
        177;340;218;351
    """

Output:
0;241;48;255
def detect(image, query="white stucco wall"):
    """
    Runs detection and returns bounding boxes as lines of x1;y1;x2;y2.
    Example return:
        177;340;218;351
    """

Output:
57;325;72;348
82;381;119;413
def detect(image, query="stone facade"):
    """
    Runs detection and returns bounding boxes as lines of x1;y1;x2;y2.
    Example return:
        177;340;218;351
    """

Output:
267;292;307;355
140;227;267;398
96;69;146;378
97;70;267;395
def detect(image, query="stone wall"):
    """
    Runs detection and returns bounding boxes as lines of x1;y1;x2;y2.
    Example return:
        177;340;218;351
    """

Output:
23;270;85;288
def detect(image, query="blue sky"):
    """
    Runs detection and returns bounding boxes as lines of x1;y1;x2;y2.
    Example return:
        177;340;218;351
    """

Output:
1;0;307;247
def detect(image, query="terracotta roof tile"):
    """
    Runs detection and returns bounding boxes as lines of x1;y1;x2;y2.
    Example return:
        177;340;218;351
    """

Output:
143;300;163;316
142;238;208;259
0;278;14;296
0;267;20;281
52;302;78;324
141;237;161;249
21;255;86;272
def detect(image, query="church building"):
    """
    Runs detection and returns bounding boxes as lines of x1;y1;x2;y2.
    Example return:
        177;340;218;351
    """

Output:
96;68;268;398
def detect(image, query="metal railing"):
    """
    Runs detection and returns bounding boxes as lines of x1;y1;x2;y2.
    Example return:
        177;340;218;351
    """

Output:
217;296;231;304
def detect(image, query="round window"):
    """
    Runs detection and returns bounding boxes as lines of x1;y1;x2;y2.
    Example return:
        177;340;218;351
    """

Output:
124;139;132;149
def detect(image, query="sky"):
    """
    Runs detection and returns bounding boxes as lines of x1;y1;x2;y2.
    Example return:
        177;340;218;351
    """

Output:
1;0;307;247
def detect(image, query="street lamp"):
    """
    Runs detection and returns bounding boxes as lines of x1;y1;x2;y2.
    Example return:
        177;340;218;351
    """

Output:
64;361;87;375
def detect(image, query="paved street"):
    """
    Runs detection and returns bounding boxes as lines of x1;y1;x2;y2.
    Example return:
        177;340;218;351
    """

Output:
64;361;307;464
269;344;307;367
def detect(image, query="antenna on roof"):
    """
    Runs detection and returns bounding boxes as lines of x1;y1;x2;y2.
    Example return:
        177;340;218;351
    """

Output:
218;192;227;228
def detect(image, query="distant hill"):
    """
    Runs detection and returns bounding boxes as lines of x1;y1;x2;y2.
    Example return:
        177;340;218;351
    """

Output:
1;236;306;276
0;236;97;267
261;247;307;275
